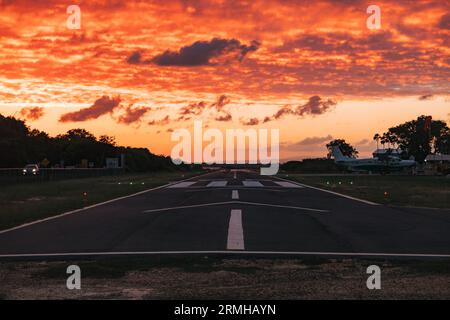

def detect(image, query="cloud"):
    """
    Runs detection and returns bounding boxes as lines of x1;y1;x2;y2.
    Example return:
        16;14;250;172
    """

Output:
211;94;231;111
281;134;333;153
148;115;170;126
215;111;232;122
264;96;336;122
294;135;333;146
177;95;231;121
19;106;44;121
295;95;336;116
438;13;450;29
241;118;259;126
278;34;353;53
116;105;151;124
272;105;294;120
354;138;376;153
419;94;434;100
150;38;260;66
59;96;121;122
1;0;449;105
126;51;147;65
355;138;370;146
179;101;207;116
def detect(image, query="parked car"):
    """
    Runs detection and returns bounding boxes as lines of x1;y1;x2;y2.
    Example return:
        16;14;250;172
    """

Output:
22;164;39;175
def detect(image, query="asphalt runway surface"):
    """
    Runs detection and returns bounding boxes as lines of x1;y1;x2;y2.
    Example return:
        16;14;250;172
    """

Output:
0;170;450;258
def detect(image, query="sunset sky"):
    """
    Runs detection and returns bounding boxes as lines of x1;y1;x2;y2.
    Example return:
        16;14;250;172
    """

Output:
0;0;449;160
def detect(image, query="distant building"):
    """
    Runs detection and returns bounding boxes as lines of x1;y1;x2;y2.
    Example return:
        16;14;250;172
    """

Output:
372;148;402;159
424;154;450;175
105;158;119;168
105;154;125;169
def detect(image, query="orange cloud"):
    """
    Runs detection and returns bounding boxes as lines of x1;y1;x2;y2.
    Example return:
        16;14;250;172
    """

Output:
19;107;45;121
0;0;448;156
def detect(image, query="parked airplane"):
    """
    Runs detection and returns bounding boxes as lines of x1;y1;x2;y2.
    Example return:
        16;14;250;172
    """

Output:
330;146;416;172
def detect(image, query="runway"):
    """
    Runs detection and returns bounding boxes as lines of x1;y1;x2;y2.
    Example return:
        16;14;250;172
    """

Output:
0;170;450;258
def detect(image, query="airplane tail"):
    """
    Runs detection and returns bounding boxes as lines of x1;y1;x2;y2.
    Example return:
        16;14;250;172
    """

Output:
330;145;349;161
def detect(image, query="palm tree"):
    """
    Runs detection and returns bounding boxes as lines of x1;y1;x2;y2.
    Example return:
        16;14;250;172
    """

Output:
373;133;380;149
380;133;387;149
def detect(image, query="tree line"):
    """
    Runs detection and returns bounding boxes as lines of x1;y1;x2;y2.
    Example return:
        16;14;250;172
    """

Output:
326;115;450;163
0;114;190;171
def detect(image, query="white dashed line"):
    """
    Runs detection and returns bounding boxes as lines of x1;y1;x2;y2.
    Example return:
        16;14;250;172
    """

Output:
232;190;239;199
227;209;244;250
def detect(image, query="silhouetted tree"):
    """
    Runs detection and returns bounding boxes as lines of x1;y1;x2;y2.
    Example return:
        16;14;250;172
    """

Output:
373;133;380;149
384;115;450;163
0;113;183;171
326;139;359;158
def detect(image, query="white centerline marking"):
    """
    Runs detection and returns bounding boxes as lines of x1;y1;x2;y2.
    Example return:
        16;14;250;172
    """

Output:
207;181;228;187
242;180;264;187
232;190;239;199
233;171;237;179
227;209;244;250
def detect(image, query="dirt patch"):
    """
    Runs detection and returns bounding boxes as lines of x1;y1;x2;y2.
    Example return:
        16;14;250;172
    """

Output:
0;257;449;299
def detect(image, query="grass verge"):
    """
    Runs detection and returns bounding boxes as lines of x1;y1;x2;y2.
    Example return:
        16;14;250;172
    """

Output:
0;170;204;231
279;174;450;208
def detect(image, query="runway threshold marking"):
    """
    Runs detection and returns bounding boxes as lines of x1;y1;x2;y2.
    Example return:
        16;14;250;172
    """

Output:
232;190;239;199
274;181;304;188
227;209;244;250
142;201;329;213
168;181;196;188
207;181;228;187
242;180;264;187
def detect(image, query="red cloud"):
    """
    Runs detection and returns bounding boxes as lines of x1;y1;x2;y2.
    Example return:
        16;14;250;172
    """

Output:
19;107;45;121
264;96;336;122
241;118;260;126
117;105;151;124
148;115;170;126
59;96;121;122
